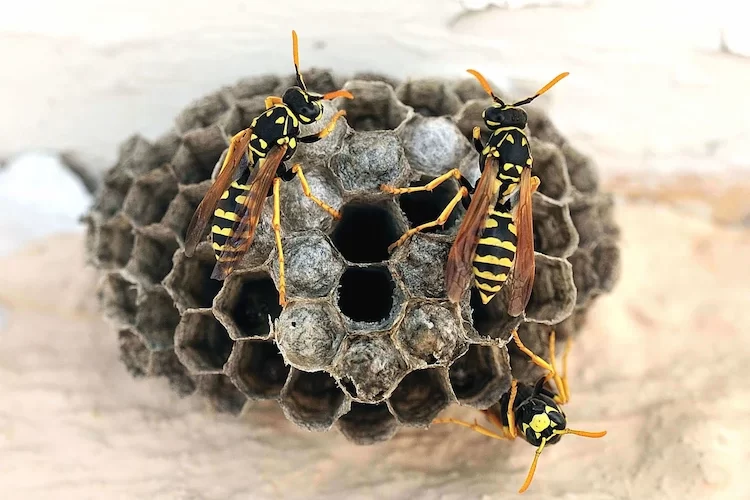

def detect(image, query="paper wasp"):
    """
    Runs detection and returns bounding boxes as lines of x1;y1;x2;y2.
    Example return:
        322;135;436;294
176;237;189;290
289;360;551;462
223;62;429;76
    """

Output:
434;329;606;493
184;30;353;306
381;70;567;316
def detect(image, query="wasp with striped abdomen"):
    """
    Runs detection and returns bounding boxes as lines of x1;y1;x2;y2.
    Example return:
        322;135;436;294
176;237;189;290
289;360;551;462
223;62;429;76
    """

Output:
381;69;567;316
184;30;353;306
433;329;606;493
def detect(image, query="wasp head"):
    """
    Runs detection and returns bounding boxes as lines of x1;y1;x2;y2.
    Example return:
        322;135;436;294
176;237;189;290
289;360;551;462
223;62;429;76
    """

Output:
283;87;324;124
515;390;567;447
483;104;528;130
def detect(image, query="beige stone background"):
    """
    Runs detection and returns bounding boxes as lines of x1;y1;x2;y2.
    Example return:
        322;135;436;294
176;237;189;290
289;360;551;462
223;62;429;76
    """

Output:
2;0;750;499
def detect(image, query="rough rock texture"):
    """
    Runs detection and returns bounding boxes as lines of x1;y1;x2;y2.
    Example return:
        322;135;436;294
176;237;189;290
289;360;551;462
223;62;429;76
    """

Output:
84;71;620;442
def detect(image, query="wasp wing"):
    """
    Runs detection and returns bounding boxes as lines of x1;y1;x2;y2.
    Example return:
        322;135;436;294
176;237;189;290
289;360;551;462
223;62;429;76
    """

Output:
445;156;501;303
183;128;254;256
506;166;536;317
211;144;288;280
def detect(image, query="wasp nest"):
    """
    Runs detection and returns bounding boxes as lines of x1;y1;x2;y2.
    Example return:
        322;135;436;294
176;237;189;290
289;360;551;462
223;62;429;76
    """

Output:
86;70;620;444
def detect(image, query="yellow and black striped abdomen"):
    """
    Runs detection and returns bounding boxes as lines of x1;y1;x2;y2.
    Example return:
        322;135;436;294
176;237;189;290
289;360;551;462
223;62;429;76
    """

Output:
472;203;517;304
210;167;254;261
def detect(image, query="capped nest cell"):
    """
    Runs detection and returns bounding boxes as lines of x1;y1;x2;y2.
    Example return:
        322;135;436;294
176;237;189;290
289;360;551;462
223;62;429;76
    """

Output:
87;71;620;443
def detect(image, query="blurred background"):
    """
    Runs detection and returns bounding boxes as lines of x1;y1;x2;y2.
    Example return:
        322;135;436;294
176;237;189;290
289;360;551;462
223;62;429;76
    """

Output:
1;1;749;498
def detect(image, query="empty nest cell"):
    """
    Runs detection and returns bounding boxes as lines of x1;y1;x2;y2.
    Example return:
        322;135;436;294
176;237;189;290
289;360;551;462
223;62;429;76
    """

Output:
388;367;452;427
330;201;404;264
532;195;579;259
213;269;281;340
276;302;346;371
182;125;231;171
95;213;135;269
396;175;463;236
134;285;181;351
92;168;133;219
99;272;138;327
336;266;404;330
175;310;233;374
122;164;178;227
279;369;349;431
118;328;151;377
163;244;223;312
196;374;247;415
448;344;511;409
162;181;210;246
338;80;410;131
125;224;179;285
524;254;577;325
226;340;289;400
396;79;463;117
528;138;572;201
337;402;399;445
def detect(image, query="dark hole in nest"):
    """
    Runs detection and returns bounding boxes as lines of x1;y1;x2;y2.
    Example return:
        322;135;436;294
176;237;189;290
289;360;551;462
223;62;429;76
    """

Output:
187;256;223;309
331;202;401;263
337;266;395;323
448;344;494;401
398;176;461;233
183;316;233;371
291;371;345;411
231;275;282;337
238;342;290;395
134;233;178;284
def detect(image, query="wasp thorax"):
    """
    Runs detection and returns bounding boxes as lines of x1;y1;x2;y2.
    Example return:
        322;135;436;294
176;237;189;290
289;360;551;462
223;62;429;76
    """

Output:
483;105;528;130
283;87;323;123
517;393;567;446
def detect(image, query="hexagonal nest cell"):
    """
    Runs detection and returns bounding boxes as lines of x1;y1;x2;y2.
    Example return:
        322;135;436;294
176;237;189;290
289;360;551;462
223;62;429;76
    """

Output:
87;69;620;444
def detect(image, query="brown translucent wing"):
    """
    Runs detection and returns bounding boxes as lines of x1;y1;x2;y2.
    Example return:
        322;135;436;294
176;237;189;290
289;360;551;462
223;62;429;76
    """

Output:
507;166;536;317
211;145;288;280
445;157;501;302
183;128;253;257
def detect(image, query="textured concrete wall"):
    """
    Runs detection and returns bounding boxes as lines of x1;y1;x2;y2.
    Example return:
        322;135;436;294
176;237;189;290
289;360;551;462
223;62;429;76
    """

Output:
2;0;749;177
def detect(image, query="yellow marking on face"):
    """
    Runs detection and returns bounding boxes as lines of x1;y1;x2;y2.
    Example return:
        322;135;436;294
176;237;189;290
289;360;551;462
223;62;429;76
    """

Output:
472;268;508;281
506;134;515;144
235;194;247;204
521;137;527;146
289;137;297;149
214;209;239;221
211;225;234;236
300;114;313;123
529;413;552;433
275;116;285;124
475;280;502;293
508;223;517;235
486;120;500;127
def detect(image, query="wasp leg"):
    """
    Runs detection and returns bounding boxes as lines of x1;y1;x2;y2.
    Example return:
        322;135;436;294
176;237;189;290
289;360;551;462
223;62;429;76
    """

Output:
484;379;519;439
380;168;463;195
432;417;511;441
472;126;484;154
512;329;566;402
387;186;468;251
272;177;287;307
282;164;342;219
557;336;572;405
265;96;283;109
299;110;347;143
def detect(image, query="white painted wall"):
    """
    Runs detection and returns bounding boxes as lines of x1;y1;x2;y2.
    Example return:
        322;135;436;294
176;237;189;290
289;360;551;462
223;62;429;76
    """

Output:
2;0;749;177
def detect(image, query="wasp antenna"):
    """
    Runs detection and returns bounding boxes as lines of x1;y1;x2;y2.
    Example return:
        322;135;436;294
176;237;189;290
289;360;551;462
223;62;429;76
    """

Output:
513;72;569;106
466;69;504;105
291;29;307;90
518;439;548;493
322;89;354;101
559;428;607;439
